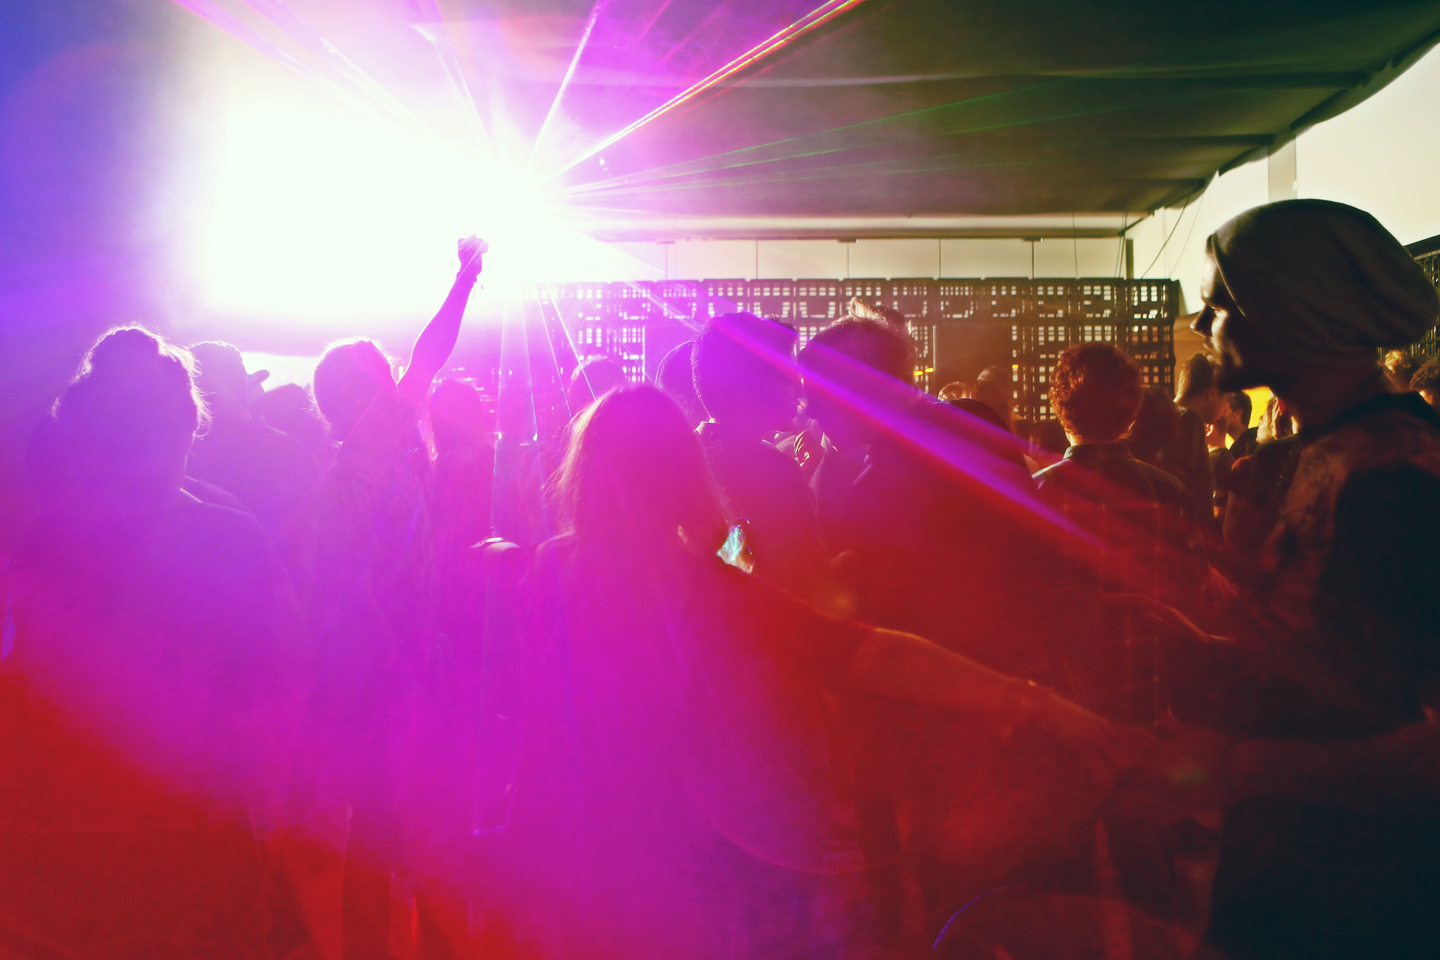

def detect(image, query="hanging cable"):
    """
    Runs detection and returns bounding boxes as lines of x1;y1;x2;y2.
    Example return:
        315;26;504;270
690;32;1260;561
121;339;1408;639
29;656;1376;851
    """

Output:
1139;192;1197;279
1113;211;1128;279
1072;214;1078;278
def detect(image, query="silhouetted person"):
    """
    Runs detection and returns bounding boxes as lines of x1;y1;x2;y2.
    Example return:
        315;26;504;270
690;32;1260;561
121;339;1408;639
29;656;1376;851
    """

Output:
1181;200;1440;959
1204;391;1250;530
188;340;318;537
301;236;484;960
1384;348;1421;392
1033;342;1207;727
1225;389;1258;459
1221;393;1299;581
692;312;831;604
805;326;1157;939
566;354;628;416
254;380;333;469
490;385;1126;960
1125;386;1181;467
1162;353;1219;523
799;318;1052;676
1410;357;1440;407
1;327;302;959
973;364;1016;432
656;339;707;428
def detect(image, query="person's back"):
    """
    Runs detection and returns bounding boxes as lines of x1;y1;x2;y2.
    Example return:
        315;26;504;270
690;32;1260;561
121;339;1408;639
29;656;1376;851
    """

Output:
188;341;318;536
1190;199;1440;959
1032;343;1207;726
1037;449;1202;602
298;239;484;960
800;319;1055;680
495;385;1132;959
1157;354;1221;522
496;386;864;960
1;328;298;960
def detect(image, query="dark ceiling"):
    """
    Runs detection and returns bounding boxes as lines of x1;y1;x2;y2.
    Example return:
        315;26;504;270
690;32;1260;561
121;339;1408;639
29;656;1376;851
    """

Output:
13;0;1438;242
521;0;1440;232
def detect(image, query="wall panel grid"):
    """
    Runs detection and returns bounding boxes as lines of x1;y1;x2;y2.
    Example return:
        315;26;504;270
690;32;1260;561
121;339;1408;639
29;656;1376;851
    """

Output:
1407;250;1440;360
535;278;1178;417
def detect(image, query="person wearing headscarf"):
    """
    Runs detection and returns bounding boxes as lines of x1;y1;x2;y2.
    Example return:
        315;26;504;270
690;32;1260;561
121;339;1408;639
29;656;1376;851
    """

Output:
1122;200;1440;959
1205;199;1438;371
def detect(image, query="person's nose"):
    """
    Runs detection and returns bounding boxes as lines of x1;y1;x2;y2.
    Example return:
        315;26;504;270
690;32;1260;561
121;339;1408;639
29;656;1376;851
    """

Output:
1192;307;1214;338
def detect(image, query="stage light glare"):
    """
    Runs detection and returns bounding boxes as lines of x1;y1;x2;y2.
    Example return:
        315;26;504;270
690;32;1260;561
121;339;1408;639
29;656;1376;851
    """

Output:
202;75;641;321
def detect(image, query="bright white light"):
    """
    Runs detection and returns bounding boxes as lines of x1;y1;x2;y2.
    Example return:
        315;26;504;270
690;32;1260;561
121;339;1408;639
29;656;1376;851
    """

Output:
202;56;648;320
241;351;320;388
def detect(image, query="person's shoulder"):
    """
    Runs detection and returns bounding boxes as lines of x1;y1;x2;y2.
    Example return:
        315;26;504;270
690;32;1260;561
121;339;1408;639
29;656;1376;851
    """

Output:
1031;458;1071;486
756;436;808;474
339;390;417;455
251;416;311;454
1316;394;1440;466
1129;457;1192;498
168;491;273;561
174;490;266;532
533;533;577;567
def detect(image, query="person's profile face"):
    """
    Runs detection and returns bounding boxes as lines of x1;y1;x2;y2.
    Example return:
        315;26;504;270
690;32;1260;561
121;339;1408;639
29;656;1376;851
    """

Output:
1194;253;1276;392
757;366;802;432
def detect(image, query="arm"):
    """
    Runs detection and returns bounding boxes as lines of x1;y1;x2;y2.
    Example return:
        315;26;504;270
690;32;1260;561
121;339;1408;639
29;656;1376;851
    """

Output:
1225;711;1440;805
845;627;1134;757
396;236;486;407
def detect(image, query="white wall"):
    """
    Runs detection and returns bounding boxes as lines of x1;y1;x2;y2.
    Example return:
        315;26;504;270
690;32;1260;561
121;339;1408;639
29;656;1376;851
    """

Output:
612;236;1127;281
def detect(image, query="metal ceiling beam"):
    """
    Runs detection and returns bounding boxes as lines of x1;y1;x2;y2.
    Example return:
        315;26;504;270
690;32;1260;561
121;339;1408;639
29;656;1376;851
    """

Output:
574;213;1151;242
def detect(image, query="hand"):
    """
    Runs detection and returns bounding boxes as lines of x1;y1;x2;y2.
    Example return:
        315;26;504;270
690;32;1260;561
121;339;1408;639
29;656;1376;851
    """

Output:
793;429;822;481
457;235;488;281
1096;592;1223;646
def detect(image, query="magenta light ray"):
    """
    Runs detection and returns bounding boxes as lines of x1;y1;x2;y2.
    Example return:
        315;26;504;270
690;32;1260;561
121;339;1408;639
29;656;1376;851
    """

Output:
677;321;1099;551
797;348;1109;555
170;0;438;143
527;0;612;176
411;0;497;161
235;0;438;140
539;0;874;185
167;0;375;114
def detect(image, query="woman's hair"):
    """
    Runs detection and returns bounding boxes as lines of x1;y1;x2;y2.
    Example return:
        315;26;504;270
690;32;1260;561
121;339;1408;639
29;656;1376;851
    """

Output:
1257;394;1295;442
51;326;207;491
1126;386;1181;460
554;384;728;559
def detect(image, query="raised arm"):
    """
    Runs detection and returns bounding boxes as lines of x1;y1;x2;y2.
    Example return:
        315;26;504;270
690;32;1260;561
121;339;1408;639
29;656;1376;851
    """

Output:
397;235;486;406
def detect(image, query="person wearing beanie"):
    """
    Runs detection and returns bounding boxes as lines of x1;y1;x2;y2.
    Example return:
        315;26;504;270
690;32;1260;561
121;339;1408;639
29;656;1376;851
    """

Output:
1148;199;1440;959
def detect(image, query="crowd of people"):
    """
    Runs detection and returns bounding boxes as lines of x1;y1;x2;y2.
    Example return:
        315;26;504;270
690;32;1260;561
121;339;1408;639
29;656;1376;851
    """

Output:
3;199;1439;960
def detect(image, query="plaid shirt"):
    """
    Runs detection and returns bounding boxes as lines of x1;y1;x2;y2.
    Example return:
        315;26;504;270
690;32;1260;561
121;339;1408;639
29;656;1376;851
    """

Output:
1034;442;1208;726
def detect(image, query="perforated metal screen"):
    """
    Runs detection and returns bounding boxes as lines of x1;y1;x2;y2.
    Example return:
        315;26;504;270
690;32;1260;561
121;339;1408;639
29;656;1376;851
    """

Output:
533;278;1179;419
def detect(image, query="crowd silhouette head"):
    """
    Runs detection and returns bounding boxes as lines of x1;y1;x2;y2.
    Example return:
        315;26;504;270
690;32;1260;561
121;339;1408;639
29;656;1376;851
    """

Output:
49;327;206;503
314;338;395;439
557;384;729;562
